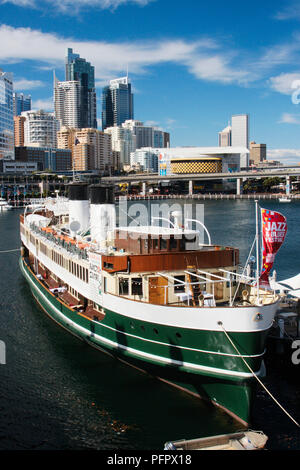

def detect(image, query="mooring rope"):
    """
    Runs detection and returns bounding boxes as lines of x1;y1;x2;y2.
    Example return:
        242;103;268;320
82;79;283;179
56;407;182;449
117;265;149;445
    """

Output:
0;248;21;253
218;321;300;428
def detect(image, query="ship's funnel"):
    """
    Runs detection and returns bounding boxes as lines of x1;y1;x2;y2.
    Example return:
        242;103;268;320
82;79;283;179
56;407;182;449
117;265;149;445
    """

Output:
89;184;116;248
68;183;90;238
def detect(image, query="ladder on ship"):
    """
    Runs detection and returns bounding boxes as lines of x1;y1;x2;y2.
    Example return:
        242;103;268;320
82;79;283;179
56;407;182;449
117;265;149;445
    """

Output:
186;266;201;306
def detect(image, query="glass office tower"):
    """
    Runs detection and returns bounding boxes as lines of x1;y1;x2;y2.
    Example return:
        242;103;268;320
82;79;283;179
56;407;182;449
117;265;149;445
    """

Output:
102;77;134;130
13;92;31;116
0;69;14;160
65;48;97;129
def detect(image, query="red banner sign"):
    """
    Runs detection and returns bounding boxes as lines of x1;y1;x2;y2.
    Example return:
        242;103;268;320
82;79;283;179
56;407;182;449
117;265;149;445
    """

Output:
260;208;287;286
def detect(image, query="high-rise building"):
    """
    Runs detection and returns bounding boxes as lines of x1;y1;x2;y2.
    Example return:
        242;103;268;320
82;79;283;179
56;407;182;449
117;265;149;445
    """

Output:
231;114;249;149
54;76;81;129
65;48;97;129
130;147;160;173
57;127;112;172
0;69;14;160
218;125;232;147
104;125;136;167
14;115;26;147
13;92;31;116
122;120;170;150
102;77;133;130
249;141;267;165
22;110;59;149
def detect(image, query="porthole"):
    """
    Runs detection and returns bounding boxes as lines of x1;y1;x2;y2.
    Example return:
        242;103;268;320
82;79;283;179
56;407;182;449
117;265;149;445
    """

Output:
176;332;182;339
153;328;159;335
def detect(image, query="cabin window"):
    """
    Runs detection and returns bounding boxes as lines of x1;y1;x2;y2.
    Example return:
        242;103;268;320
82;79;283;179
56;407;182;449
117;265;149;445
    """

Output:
174;275;185;293
103;277;107;293
153;239;159;250
170;236;178;250
119;278;129;295
160;238;167;250
132;277;143;296
104;262;114;269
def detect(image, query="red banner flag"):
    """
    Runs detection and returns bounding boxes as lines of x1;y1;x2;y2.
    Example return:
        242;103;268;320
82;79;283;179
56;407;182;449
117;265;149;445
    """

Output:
260;208;287;286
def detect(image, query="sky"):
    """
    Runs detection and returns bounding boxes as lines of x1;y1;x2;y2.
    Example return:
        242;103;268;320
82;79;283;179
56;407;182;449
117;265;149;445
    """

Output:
1;0;300;164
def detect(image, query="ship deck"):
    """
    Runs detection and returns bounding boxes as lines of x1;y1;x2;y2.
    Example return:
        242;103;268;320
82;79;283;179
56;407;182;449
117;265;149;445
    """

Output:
31;262;105;322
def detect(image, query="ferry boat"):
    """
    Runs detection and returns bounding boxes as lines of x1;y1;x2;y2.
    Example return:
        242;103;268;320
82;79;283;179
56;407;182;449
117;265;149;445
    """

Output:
19;183;281;426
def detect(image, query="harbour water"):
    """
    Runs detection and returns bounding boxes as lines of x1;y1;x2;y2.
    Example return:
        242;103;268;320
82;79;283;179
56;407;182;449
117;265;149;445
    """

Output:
0;199;300;450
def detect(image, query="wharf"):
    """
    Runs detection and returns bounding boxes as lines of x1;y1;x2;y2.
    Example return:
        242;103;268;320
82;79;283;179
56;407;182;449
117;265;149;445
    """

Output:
117;193;300;201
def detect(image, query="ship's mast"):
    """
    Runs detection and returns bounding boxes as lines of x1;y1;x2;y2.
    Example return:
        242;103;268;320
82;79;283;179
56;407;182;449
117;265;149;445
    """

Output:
255;200;260;303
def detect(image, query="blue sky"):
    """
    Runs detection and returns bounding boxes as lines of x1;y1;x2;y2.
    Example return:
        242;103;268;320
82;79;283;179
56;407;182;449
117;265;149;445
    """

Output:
1;0;300;163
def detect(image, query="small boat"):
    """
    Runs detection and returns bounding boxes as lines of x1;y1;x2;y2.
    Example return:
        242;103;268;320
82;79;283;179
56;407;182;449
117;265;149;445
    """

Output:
0;197;11;211
279;196;291;203
164;430;268;451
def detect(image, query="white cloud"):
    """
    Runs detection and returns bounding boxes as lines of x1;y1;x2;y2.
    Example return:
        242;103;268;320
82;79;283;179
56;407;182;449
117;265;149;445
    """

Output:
143;120;157;127
278;113;300;124
269;72;300;95
0;0;154;13
267;148;300;165
14;78;44;90
32;97;54;111
0;25;254;87
275;3;300;21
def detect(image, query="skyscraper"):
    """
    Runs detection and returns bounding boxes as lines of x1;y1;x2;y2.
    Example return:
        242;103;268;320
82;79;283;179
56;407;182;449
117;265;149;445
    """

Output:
22;110;59;149
57;126;112;172
231;114;249;149
54;75;81;128
102;76;133;130
218;125;232;147
0;69;14;160
122;120;170;149
14;115;26;147
13;92;31;116
65;48;97;129
249;141;266;165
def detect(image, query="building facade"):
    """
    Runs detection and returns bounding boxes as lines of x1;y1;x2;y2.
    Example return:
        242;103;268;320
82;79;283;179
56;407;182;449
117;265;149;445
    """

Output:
102;77;134;130
249;141;267;165
104;125;136;167
122;120;170;150
130;147;160;173
22;110;59;149
57;127;112;172
54;77;81;129
0;69;14;160
231;114;249;149
218;125;232;147
14;115;26;147
15;146;72;172
157;146;249;176
65;48;97;129
0;160;37;174
13;92;31;116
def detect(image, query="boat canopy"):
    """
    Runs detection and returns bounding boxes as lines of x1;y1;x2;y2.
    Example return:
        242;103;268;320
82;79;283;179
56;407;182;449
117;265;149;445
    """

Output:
25;213;51;228
277;273;300;290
